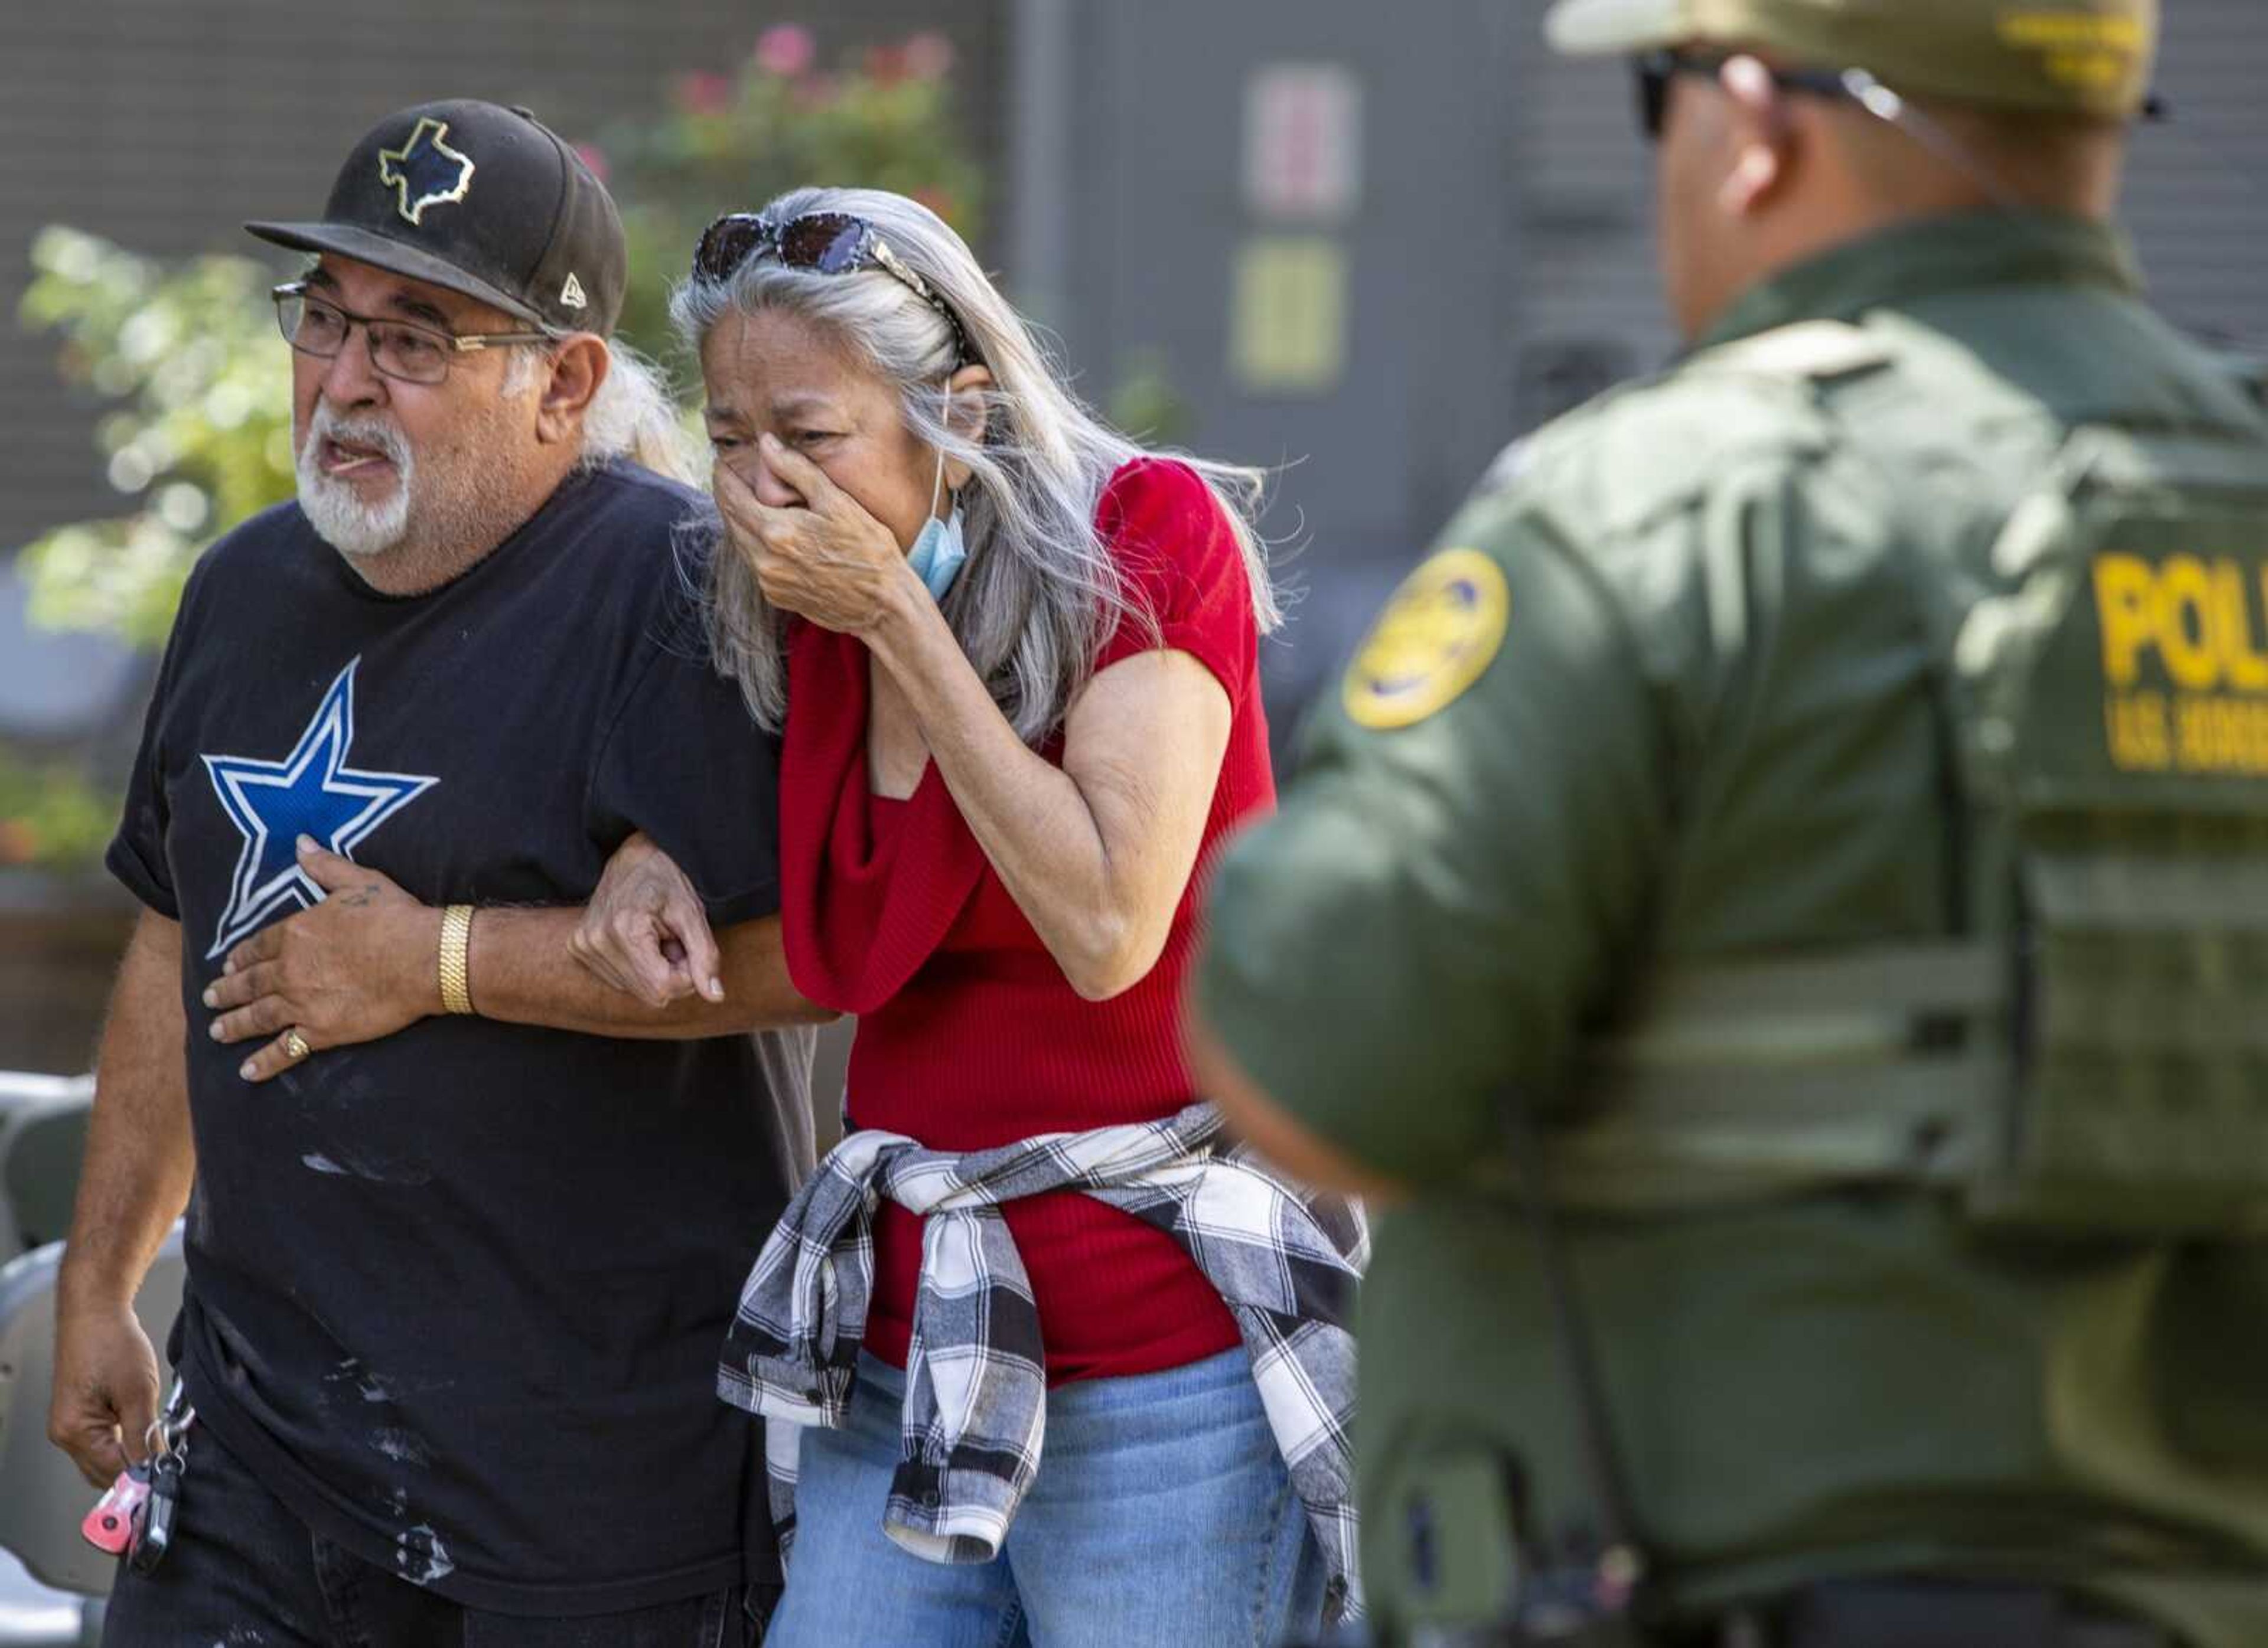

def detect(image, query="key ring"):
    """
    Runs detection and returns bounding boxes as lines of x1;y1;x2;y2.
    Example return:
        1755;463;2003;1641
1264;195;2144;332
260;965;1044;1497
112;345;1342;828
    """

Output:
142;1389;196;1464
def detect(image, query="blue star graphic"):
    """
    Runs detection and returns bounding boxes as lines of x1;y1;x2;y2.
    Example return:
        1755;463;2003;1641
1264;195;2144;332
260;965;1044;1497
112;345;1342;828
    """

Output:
201;658;438;960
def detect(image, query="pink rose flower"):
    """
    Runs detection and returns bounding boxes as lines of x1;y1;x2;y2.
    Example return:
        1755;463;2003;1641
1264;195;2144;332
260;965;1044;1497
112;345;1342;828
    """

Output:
674;71;734;115
755;23;817;78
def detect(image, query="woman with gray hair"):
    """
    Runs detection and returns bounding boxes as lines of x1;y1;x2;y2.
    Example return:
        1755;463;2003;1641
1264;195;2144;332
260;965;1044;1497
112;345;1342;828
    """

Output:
573;188;1364;1644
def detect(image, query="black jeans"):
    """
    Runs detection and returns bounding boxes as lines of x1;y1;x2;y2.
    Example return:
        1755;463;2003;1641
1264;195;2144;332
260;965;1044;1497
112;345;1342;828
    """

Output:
102;1418;778;1647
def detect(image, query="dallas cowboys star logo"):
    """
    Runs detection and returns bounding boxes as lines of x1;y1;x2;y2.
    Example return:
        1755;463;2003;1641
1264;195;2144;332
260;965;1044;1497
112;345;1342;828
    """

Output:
201;658;437;960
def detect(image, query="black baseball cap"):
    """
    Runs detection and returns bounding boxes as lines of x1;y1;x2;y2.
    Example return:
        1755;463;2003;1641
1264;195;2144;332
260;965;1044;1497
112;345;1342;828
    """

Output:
247;99;625;337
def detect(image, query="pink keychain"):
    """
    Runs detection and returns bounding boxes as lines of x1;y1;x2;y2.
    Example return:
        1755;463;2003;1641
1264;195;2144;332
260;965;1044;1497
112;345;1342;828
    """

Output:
82;1385;194;1559
82;1460;153;1556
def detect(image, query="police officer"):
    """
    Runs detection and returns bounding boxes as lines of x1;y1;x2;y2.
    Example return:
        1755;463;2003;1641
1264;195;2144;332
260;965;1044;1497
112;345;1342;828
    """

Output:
1192;1;2268;1644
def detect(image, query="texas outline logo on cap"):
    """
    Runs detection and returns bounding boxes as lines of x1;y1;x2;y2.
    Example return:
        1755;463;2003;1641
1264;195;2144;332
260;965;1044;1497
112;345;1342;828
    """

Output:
377;118;476;227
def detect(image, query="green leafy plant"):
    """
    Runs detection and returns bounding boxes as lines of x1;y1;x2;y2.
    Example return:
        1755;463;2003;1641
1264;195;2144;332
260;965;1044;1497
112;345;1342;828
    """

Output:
1107;349;1195;448
0;749;116;872
16;226;297;648
595;24;983;364
5;230;296;873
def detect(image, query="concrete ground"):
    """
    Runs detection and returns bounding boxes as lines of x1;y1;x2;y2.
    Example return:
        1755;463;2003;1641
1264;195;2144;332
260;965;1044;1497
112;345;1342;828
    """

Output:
0;1549;89;1647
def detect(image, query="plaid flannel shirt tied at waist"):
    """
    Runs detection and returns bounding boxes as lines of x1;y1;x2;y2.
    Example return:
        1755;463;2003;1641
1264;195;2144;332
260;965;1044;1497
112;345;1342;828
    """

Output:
718;1101;1370;1624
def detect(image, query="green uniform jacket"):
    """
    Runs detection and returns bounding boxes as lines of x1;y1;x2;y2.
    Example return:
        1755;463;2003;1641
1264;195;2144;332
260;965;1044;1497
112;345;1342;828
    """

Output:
1200;213;2268;1646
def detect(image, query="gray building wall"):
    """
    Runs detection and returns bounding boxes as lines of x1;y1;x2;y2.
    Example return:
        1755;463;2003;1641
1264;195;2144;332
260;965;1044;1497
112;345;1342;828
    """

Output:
1029;0;2268;733
1032;0;1527;726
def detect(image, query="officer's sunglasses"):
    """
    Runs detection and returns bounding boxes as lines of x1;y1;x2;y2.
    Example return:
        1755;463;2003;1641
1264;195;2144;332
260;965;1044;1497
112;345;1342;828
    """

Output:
1635;47;2169;143
1632;49;1856;142
693;210;975;366
272;282;555;386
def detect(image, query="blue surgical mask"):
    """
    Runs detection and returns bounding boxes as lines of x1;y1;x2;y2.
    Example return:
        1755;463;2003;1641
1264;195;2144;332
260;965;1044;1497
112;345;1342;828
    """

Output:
905;380;968;601
907;505;967;601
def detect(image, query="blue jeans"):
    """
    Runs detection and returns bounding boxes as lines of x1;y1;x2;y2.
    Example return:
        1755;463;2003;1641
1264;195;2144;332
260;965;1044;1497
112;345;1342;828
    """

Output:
765;1348;1326;1648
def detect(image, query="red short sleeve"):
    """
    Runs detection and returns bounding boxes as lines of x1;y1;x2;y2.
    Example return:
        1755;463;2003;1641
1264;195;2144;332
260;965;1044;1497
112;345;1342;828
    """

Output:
1091;458;1257;709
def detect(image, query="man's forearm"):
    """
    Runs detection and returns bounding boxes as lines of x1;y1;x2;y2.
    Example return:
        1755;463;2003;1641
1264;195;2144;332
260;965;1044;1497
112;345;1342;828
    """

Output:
210;854;833;1080
60;909;195;1313
468;909;829;1037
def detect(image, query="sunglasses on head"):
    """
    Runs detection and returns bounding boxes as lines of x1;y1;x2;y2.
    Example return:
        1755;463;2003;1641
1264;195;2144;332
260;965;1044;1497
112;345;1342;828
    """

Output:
693;210;975;366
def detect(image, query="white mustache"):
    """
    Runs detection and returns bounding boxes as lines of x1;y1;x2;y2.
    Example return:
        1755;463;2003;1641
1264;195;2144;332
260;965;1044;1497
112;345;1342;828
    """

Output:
297;402;415;560
305;405;410;469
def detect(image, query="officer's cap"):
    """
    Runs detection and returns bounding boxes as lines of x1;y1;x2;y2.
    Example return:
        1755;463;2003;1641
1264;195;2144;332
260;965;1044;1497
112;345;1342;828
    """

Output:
1544;0;2159;120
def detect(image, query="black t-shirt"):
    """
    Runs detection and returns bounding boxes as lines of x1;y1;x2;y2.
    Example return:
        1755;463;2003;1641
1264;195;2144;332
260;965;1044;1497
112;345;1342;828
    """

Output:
108;462;814;1614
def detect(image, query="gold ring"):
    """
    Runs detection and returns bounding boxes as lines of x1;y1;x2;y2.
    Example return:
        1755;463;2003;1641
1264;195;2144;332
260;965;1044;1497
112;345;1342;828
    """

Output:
283;1030;311;1061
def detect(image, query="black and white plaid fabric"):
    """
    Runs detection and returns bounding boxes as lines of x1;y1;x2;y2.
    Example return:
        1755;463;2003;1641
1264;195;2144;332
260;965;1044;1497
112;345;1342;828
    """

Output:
718;1101;1369;1623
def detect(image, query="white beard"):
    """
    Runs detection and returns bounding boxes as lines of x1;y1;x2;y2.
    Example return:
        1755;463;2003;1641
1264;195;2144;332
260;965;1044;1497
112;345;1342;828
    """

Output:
296;406;414;560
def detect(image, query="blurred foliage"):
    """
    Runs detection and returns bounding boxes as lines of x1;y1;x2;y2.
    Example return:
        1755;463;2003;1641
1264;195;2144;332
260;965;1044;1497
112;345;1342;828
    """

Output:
0;750;115;872
1;227;290;873
597;22;984;367
1107;349;1195;448
15;227;296;648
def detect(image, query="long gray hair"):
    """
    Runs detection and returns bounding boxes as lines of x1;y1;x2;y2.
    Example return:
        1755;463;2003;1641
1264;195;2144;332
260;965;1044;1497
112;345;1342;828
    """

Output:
506;338;699;485
670;185;1279;742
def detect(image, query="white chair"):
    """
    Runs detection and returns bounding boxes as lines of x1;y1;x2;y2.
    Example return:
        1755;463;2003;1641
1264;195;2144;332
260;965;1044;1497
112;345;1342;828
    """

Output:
0;1228;185;1597
0;1547;86;1648
0;1078;94;1269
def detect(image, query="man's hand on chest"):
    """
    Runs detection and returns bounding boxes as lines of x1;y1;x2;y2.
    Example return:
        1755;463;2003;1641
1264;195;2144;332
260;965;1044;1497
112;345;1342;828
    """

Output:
203;838;445;1082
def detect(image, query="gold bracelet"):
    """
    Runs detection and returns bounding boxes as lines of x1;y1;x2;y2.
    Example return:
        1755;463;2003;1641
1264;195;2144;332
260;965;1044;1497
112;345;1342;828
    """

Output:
438;904;476;1017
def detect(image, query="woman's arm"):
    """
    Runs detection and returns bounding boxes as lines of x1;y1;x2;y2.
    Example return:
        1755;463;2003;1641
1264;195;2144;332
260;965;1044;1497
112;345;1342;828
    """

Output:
876;600;1229;1001
727;441;1234;1001
205;837;830;1082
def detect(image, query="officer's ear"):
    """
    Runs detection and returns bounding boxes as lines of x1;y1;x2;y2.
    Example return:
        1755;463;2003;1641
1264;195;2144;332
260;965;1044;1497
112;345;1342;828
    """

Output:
1716;54;1797;218
530;334;610;446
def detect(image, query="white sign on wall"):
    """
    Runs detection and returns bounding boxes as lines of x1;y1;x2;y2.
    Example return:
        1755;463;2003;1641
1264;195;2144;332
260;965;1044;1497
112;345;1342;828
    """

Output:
1242;63;1363;223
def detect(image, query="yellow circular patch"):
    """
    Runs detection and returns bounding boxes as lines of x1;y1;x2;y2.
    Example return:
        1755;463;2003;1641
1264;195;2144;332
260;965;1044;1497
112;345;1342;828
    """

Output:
1342;548;1510;730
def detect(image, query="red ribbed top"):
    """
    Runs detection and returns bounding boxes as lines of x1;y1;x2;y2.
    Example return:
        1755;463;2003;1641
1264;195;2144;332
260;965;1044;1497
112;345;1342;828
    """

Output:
778;458;1273;1381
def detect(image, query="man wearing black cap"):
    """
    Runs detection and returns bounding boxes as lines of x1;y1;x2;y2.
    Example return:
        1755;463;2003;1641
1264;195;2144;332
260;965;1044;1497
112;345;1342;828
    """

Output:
48;100;825;1643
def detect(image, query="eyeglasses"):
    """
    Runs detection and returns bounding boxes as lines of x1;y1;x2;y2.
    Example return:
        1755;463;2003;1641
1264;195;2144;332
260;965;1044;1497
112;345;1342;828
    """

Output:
1635;47;2171;145
271;282;556;386
692;211;975;366
1632;49;1856;142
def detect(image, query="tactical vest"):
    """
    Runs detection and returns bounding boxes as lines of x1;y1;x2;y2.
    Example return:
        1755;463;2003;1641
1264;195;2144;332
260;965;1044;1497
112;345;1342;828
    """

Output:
1555;325;2268;1238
